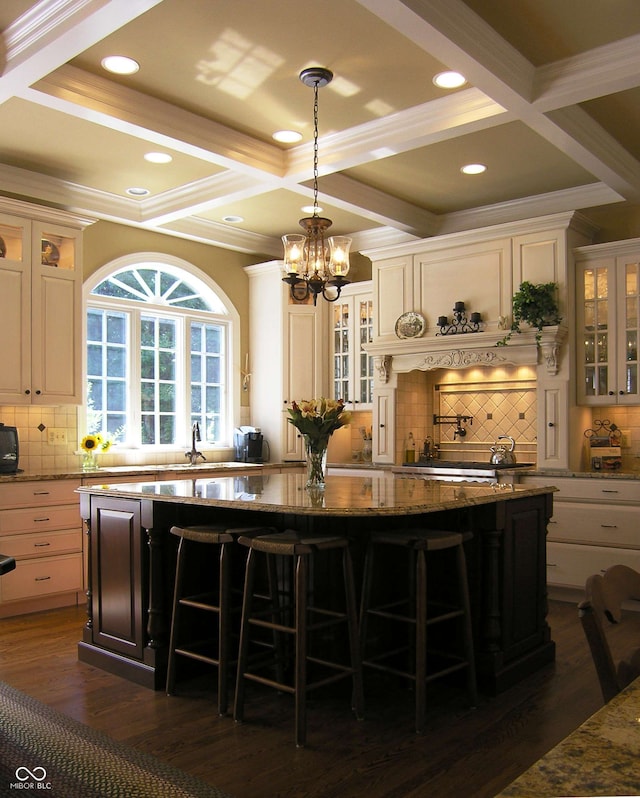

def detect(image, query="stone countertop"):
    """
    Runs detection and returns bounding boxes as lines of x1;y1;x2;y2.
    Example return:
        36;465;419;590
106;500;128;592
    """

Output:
0;461;300;484
77;472;555;517
496;677;640;797
517;467;640;480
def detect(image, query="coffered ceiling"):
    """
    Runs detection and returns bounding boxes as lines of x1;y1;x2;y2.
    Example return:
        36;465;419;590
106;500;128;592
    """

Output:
1;0;640;259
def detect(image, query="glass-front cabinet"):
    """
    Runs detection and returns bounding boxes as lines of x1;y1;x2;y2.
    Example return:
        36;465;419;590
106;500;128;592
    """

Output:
0;210;84;405
331;282;373;409
576;242;640;405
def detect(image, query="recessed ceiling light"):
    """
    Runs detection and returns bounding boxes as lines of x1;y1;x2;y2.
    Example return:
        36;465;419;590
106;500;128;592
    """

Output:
461;163;487;175
273;130;303;143
126;186;150;196
433;71;467;89
223;215;244;223
144;152;173;164
101;55;140;75
301;205;322;214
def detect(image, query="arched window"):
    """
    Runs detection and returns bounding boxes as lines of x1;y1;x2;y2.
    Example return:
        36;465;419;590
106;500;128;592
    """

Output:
84;254;239;449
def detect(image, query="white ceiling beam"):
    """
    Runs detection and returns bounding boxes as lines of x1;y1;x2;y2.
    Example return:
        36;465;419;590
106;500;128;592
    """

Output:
533;34;640;111
361;0;640;204
26;65;286;177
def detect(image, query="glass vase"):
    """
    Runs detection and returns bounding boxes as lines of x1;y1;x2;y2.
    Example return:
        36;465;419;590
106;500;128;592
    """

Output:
82;450;99;472
303;435;329;488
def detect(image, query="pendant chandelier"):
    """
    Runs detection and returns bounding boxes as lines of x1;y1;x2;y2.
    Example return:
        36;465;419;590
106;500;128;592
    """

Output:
282;67;351;305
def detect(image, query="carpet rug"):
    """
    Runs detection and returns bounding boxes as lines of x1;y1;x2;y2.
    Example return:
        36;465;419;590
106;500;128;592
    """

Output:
0;681;232;797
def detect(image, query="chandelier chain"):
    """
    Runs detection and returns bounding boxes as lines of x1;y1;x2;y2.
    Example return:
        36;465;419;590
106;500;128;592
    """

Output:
312;80;320;216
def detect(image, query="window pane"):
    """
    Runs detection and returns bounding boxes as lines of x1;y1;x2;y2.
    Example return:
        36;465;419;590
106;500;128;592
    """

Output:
88;264;230;448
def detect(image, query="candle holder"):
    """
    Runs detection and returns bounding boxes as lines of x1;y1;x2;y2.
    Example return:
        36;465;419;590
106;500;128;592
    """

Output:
437;303;483;335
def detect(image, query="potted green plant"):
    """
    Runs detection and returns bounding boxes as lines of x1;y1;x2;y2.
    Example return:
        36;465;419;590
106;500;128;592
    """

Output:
497;281;561;346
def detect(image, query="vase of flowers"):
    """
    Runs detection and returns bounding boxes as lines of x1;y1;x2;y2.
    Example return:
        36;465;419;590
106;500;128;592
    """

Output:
287;398;351;488
80;433;112;471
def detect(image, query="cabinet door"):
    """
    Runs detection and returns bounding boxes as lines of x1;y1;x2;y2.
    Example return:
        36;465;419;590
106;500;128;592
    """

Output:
283;306;326;459
373;388;395;463
576;254;640;405
31;222;82;404
90;497;145;659
0;216;31;404
615;254;640;404
330;288;373;409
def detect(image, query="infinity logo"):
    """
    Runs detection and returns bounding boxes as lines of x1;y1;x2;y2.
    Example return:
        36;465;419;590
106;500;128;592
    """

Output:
15;767;47;782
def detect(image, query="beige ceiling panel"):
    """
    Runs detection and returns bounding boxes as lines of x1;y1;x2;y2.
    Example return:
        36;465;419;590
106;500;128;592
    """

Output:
196;188;381;239
582;87;640;162
462;0;640;65
0;98;222;196
346;121;598;214
70;0;459;142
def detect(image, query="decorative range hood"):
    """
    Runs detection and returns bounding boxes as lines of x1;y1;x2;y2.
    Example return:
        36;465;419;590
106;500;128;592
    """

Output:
365;324;567;382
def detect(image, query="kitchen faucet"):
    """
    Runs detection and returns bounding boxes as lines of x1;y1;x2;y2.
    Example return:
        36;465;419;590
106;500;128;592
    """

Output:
186;422;206;465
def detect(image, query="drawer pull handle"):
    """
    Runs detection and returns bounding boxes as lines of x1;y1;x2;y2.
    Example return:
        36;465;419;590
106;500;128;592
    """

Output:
601;490;619;494
33;517;50;522
34;576;51;582
547;563;557;567
600;524;618;528
34;542;51;547
33;491;50;496
548;519;557;524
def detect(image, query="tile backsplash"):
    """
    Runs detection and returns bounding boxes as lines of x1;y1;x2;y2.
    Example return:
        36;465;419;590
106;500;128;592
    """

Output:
0;405;234;472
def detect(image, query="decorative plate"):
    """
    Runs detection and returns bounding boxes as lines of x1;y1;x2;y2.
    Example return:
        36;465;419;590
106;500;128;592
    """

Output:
41;239;60;266
395;311;426;339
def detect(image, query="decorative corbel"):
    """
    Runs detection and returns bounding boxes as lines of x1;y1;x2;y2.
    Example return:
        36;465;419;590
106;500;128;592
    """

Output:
374;355;392;383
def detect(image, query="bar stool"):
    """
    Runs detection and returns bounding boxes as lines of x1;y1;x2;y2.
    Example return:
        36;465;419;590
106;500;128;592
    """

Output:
233;529;364;747
166;524;273;715
359;528;477;733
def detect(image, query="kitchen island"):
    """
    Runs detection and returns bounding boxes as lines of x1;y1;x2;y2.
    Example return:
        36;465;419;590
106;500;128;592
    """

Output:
77;473;555;692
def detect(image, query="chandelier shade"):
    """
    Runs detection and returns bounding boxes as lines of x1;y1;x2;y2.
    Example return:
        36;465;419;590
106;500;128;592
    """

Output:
282;67;351;305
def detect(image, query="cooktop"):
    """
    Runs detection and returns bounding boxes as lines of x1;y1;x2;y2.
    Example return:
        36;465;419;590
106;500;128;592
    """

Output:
403;461;534;470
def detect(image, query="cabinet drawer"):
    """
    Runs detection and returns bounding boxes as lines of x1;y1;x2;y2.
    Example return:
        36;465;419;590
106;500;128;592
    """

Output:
547;502;640;547
522;475;640;503
547;542;640;590
0;529;82;558
0;553;82;601
0;505;80;535
0;479;80;508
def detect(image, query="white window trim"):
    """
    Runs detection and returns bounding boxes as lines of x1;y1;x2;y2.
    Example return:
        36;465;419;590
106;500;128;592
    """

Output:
82;252;241;450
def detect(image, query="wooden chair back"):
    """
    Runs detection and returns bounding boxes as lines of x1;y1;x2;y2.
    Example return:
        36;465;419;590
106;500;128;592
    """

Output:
578;564;640;703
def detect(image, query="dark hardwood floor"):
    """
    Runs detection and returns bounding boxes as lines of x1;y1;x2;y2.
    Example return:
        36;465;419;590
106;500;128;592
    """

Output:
0;600;603;798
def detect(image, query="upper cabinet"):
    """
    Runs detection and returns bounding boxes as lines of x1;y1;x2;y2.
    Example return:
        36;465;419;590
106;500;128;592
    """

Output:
0;206;90;405
576;239;640;405
246;262;328;462
331;282;373;409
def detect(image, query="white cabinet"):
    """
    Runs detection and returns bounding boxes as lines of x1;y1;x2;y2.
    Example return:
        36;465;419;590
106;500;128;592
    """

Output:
520;474;640;596
576;239;640;405
0;479;83;617
331;282;373;409
0;211;85;405
246;262;328;462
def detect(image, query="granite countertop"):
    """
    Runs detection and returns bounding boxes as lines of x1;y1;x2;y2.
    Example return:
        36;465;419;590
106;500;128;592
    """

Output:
0;461;298;484
497;677;640;797
77;472;555;516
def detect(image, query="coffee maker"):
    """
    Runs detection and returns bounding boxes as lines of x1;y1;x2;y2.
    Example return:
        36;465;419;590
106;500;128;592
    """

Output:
234;426;265;463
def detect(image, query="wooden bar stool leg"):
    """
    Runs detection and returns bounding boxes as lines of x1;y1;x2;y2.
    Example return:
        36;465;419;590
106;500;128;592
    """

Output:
343;546;364;719
234;547;257;725
217;539;231;715
166;537;187;696
456;544;478;707
415;548;427;734
294;553;308;748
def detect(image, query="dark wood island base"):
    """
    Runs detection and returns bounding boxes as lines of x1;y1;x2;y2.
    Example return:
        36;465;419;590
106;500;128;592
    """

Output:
77;474;555;694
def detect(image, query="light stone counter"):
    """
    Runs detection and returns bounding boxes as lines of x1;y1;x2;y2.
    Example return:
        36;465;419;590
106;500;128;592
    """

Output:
497;677;640;797
76;471;554;516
